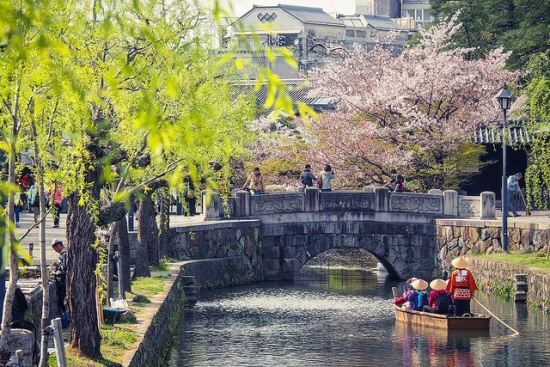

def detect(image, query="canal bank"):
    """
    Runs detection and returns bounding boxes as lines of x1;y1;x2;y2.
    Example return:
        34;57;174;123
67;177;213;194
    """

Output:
101;209;550;365
122;256;263;367
125;255;550;366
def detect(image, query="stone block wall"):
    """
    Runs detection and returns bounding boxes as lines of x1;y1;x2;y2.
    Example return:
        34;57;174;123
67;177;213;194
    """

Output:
182;258;263;289
436;219;550;269
127;265;188;367
167;221;262;264
468;258;550;312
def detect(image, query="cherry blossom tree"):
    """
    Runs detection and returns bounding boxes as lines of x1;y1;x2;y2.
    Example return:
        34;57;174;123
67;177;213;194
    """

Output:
286;16;521;191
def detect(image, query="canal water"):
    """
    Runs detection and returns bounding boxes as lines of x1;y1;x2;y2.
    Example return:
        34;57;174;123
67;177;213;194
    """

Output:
166;263;550;367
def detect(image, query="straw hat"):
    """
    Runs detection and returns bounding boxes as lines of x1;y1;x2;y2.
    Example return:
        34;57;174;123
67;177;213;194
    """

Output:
451;256;469;269
411;279;428;291
430;279;447;291
405;277;417;284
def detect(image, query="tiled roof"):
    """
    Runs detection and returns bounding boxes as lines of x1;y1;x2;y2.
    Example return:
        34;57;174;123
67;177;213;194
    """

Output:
361;15;401;30
232;81;335;113
278;4;344;26
471;124;532;145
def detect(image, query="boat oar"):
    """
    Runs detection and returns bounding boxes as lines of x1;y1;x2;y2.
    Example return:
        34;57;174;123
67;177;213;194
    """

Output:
392;286;398;299
472;297;520;336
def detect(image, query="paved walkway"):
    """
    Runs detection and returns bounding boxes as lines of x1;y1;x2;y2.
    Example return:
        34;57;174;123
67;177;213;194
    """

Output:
15;210;205;265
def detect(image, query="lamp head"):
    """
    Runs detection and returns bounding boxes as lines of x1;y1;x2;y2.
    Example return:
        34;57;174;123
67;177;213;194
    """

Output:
495;84;513;110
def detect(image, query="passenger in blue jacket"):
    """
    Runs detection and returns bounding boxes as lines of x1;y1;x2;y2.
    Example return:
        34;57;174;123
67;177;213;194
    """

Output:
406;279;429;311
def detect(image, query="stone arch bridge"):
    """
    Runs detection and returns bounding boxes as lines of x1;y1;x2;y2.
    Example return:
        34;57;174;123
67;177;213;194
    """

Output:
171;188;496;281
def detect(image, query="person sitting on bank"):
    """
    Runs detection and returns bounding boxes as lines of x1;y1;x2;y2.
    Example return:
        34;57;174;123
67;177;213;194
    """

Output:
405;279;429;311
12;287;29;322
241;167;265;195
423;279;452;314
446;256;478;317
384;169;405;192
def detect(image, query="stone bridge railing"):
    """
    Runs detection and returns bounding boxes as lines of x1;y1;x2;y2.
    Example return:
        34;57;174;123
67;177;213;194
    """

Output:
203;187;496;220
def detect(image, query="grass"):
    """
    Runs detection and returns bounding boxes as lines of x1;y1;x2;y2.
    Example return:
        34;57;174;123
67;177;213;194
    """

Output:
127;275;167;300
472;251;550;272
48;264;170;366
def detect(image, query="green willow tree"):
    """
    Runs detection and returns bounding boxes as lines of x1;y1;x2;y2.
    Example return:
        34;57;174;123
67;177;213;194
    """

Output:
524;52;550;208
2;0;302;361
46;0;255;358
0;1;61;362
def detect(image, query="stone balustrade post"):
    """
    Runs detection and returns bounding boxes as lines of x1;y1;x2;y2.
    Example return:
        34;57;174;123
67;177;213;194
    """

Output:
304;187;320;212
235;190;251;218
374;187;390;212
443;190;458;217
203;190;221;221
428;189;443;195
480;191;496;219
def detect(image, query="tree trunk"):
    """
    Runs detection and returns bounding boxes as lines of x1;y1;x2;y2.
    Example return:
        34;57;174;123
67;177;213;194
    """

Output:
141;196;159;266
66;189;101;358
115;217;132;294
158;188;170;260
106;223;116;303
132;198;152;279
29;119;51;367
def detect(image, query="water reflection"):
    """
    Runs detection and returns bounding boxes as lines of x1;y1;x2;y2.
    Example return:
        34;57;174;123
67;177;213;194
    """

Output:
166;264;550;367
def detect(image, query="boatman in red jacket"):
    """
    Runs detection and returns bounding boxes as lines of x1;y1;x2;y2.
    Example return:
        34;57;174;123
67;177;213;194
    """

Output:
446;256;478;317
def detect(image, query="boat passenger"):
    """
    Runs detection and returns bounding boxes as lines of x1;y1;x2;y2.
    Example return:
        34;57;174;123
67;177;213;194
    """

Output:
405;279;429;311
446;256;478;317
423;279;452;314
393;277;416;306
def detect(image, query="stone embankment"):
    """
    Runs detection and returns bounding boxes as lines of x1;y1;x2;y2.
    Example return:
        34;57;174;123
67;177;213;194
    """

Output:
468;258;550;312
436;217;550;311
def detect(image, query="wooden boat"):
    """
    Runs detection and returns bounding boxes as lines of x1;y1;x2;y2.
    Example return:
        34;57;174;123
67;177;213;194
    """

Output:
393;304;491;330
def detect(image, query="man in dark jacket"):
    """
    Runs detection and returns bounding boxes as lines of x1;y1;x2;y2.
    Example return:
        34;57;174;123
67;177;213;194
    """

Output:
50;239;68;313
300;164;317;188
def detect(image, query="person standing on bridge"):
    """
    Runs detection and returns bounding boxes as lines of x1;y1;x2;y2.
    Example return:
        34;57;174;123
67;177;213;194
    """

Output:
446;256;478;317
318;164;335;191
300;164;317;189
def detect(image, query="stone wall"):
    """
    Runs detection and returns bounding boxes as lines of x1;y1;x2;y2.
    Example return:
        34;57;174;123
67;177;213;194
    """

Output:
468;258;550;312
260;211;438;281
436;219;550;271
127;265;188;367
182;258;264;289
167;220;262;263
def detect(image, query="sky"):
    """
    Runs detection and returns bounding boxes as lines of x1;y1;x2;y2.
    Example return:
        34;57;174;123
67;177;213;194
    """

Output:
218;0;356;17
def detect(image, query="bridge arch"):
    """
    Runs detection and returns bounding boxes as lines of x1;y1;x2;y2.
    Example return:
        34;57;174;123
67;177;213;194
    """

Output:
260;211;437;281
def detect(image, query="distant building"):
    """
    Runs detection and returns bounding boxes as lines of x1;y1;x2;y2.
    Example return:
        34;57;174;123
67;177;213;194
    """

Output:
355;0;433;29
401;0;433;29
224;4;411;78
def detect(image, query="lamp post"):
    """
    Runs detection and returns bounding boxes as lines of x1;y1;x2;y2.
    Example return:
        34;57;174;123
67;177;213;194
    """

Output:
495;85;513;252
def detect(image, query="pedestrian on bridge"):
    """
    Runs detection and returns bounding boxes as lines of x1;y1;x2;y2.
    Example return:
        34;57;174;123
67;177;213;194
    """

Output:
300;164;317;189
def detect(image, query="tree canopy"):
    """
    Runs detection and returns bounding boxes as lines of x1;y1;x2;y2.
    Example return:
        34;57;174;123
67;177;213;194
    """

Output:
248;18;519;191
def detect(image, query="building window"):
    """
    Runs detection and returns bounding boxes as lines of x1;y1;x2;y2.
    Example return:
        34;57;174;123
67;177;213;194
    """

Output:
257;12;277;23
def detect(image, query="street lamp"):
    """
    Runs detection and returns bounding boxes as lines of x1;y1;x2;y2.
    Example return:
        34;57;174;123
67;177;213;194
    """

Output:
495;85;513;252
